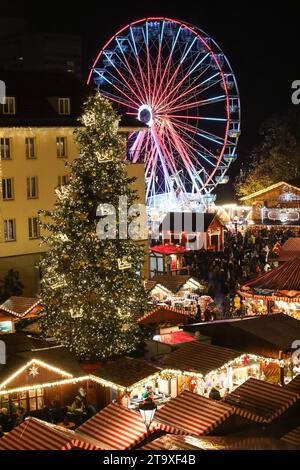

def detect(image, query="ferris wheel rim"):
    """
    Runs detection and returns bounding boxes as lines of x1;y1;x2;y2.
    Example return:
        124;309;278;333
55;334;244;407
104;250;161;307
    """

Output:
87;17;240;207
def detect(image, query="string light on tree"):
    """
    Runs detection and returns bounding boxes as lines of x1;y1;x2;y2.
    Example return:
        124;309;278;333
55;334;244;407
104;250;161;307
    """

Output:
39;92;147;361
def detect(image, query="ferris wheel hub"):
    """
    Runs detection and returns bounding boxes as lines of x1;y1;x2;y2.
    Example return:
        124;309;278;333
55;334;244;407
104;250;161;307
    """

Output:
138;104;153;127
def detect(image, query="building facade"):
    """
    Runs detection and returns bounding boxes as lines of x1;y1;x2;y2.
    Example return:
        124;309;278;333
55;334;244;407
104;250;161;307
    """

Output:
0;72;148;296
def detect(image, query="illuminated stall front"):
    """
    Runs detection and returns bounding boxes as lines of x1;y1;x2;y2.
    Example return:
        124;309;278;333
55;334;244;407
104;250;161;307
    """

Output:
238;256;300;319
159;341;282;398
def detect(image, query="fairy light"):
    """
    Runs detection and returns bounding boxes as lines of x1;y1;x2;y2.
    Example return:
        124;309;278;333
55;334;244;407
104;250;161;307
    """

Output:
0;359;73;391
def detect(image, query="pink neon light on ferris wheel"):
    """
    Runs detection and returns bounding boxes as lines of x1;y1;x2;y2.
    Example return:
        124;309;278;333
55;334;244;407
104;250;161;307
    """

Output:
88;17;241;211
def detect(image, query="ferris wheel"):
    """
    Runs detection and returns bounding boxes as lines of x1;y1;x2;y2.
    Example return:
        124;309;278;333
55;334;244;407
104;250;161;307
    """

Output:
88;17;241;215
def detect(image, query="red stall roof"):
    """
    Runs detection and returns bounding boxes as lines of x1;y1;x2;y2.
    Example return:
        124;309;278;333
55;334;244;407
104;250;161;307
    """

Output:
242;256;300;292
0;296;43;319
138;306;194;326
155;391;235;436
76;403;176;450
224;378;300;424
0;417;97;451
150;245;189;255
278;238;300;262
282;427;300;449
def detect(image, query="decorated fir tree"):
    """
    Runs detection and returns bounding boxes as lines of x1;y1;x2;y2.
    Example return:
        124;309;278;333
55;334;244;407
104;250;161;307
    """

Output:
39;93;147;361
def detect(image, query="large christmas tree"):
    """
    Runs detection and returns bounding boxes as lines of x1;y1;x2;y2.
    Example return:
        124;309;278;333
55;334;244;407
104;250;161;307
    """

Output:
39;93;147;361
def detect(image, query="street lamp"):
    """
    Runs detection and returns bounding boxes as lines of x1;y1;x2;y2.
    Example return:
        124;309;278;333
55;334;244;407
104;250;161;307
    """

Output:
139;400;157;431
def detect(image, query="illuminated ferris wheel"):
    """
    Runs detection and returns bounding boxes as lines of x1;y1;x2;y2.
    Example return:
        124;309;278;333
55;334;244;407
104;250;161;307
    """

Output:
88;17;241;215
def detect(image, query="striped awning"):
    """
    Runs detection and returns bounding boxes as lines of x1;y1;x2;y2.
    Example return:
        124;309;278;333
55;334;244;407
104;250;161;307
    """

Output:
224;378;300;423
154;391;234;436
285;374;300;394
0;417;97;450
76;403;175;450
0;297;43;318
281;426;300;449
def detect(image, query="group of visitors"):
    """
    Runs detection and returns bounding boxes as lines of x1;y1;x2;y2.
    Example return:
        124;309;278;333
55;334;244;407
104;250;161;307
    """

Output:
0;388;97;435
188;227;298;319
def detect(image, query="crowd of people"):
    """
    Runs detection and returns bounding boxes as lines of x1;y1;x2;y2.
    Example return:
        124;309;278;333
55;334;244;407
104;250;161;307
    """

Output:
0;387;97;436
188;227;298;318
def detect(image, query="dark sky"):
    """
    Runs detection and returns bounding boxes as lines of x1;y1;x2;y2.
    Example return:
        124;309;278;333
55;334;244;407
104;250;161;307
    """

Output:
3;1;300;200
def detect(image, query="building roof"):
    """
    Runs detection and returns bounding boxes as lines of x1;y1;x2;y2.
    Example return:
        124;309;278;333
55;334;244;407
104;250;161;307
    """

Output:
0;332;49;355
138;306;194;326
184;314;300;355
242;256;300;292
159;212;224;233
161;341;241;375
145;275;203;294
155;390;235;436
0;70;88;127
281;426;300;449
92;356;161;389
0;346;85;386
240;182;300;202
0;417;97;450
0;296;43;318
224;378;300;424
142;434;296;450
76;403;174;450
285;374;300;394
278;238;300;262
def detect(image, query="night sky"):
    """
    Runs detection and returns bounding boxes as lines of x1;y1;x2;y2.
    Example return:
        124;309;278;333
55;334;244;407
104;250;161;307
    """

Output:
3;1;299;201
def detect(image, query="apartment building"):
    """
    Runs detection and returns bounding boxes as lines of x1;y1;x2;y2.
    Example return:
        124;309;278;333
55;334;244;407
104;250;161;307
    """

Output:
0;71;148;296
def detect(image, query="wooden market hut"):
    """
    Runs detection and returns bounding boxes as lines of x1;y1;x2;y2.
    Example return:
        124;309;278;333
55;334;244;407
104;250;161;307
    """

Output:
0;417;98;450
184;314;300;363
75;402;175;450
90;357;162;409
153;390;237;436
146;274;206;303
240;181;300;226
158;212;227;251
0;345;102;415
0;296;43;334
224;378;300;426
237;256;300;318
158;341;272;396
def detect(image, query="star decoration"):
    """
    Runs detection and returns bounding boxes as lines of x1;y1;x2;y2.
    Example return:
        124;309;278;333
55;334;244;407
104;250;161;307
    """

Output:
28;364;39;378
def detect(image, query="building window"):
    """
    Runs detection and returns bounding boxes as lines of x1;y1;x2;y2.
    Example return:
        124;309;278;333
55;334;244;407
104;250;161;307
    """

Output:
29;388;44;411
58;175;69;187
2;178;14;200
58;98;70;115
4;219;16;241
28;217;40;239
25;137;36;159
27;176;38;198
2;97;16;115
0;138;11;160
56;137;67;158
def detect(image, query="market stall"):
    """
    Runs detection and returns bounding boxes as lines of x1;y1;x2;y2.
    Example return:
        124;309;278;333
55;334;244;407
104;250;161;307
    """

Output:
159;341;279;398
238;256;300;319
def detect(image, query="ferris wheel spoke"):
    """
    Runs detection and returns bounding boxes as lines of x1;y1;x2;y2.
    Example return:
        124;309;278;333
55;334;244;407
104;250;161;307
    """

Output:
129;131;147;163
128;27;151;102
157;71;221;113
102;91;139;111
156;54;210;111
170;119;223;164
114;44;148;102
152;26;182;107
165;120;205;193
163;95;226;114
101;65;144;104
